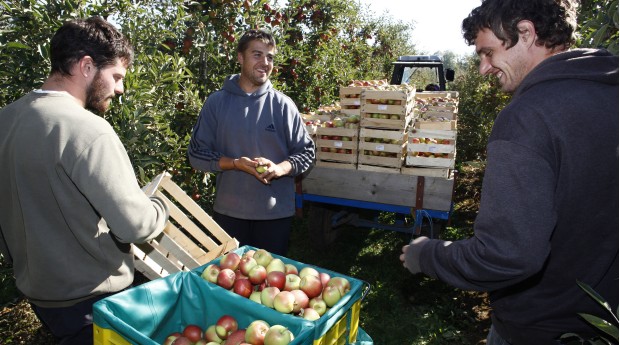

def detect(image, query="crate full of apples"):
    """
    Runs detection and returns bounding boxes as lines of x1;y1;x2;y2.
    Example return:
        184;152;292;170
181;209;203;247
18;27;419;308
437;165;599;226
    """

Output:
339;80;389;116
315;116;360;168
93;271;315;345
357;127;407;172
196;246;369;345
405;128;456;169
360;85;416;130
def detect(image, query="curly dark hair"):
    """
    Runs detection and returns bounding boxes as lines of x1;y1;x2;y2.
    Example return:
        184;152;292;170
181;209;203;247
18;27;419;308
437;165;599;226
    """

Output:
462;0;577;50
237;29;276;54
50;17;134;76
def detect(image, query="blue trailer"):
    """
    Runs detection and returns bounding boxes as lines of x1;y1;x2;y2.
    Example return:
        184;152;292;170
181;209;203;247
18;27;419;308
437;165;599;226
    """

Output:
295;166;456;246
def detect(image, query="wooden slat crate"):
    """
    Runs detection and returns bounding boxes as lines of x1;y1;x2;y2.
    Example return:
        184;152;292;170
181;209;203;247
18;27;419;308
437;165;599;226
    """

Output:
133;172;239;280
316;126;359;167
357;127;407;171
415;119;457;131
401;166;452;178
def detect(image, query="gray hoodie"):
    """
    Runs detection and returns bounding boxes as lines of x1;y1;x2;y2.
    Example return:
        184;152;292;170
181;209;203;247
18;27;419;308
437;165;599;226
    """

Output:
188;74;315;219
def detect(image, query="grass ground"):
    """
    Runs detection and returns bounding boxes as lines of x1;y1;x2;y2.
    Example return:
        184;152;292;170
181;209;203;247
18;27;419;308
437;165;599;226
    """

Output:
0;165;488;345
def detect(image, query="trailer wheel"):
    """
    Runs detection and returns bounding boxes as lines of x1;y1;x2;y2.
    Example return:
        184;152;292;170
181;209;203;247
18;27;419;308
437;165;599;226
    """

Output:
307;203;342;249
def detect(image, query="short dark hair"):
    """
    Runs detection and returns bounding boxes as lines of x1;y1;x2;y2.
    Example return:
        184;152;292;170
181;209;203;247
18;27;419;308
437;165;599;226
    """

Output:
462;0;576;50
50;17;134;76
237;29;276;54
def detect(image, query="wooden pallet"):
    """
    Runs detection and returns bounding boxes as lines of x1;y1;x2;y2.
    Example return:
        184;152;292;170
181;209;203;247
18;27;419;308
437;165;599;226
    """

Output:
133;172;239;280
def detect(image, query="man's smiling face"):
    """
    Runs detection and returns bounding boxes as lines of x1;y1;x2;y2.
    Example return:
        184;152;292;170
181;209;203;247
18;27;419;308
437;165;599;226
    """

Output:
237;39;275;93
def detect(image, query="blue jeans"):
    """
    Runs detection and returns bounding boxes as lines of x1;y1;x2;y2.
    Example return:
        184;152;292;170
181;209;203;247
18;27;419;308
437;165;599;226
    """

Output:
487;324;512;345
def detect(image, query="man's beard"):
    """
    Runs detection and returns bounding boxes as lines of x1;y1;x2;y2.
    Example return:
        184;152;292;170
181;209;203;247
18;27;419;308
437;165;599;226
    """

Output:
85;71;114;114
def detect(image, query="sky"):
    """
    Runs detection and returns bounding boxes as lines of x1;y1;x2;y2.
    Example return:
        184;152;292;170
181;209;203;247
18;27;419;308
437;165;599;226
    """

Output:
357;0;481;56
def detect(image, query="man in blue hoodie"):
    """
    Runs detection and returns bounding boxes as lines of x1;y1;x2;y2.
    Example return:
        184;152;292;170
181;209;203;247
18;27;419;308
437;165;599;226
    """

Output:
400;1;618;344
188;29;315;256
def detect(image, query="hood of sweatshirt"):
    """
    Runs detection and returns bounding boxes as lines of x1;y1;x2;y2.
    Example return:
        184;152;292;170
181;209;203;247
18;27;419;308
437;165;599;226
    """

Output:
514;48;619;98
222;74;272;97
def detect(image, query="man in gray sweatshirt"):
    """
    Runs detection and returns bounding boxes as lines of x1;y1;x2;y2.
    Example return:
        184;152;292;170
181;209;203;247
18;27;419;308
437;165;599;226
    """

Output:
188;29;315;256
0;17;169;344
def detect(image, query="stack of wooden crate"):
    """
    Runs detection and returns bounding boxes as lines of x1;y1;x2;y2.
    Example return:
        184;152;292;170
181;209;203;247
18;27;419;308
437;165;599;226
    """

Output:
403;91;459;177
357;85;416;173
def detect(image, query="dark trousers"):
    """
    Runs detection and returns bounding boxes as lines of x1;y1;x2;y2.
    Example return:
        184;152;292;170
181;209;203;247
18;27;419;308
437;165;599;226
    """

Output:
213;212;293;256
30;292;116;345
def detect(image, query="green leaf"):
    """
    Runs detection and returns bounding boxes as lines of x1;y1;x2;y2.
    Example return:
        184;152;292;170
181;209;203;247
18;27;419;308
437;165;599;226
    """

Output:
576;280;615;318
4;42;31;49
578;313;619;341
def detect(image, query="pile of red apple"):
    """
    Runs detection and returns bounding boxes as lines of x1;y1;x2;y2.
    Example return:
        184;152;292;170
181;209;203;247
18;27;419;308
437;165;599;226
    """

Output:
200;249;351;321
162;314;294;345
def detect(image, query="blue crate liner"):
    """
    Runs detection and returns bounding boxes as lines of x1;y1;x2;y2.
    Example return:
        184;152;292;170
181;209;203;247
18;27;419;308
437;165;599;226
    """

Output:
93;271;314;344
192;245;370;343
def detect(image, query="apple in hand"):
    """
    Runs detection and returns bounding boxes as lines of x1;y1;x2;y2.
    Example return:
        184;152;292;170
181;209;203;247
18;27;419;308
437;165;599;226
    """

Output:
201;264;221;284
264;325;294;345
245;320;270;345
217;268;237;290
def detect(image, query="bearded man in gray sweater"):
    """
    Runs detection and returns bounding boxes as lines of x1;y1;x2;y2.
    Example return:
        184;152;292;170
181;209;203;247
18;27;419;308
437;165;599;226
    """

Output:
0;17;169;344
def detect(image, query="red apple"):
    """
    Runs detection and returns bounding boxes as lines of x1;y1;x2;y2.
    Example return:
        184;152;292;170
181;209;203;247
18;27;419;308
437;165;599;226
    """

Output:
273;291;295;314
245;320;270;345
220;252;241;271
201;264;221;284
239;256;258;276
183;324;203;343
319;272;331;287
163;332;182;345
299;274;322;298
171;336;193;345
266;271;286;290
217;268;237;290
264;325;294;345
283;274;301;291
222;329;246;345
248;265;268;285
216;315;239;340
233;278;253;298
290;289;309;314
300;307;320;321
326;277;351;296
260;286;280;308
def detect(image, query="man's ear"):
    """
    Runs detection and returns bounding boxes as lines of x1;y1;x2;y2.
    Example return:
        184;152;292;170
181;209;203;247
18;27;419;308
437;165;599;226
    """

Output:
237;52;244;65
79;56;95;78
517;20;537;46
